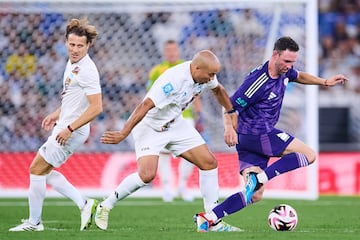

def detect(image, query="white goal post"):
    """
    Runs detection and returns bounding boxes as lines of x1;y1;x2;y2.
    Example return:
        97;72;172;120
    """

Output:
0;0;318;200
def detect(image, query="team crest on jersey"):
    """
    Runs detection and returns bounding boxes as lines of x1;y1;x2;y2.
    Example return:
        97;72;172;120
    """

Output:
72;66;80;75
61;77;72;96
162;82;174;95
276;132;290;142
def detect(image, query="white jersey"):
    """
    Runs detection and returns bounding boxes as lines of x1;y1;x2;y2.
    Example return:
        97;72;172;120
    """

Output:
58;54;101;131
143;61;218;131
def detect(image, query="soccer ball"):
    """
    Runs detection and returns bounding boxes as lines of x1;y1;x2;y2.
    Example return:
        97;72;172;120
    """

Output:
268;204;298;231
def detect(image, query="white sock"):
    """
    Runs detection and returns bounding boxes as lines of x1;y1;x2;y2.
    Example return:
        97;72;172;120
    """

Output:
29;174;46;225
199;168;219;213
178;159;194;191
205;211;219;222
101;172;146;210
46;170;86;209
158;153;173;196
257;171;269;184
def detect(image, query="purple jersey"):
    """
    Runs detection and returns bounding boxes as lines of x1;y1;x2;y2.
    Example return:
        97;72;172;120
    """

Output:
231;61;298;135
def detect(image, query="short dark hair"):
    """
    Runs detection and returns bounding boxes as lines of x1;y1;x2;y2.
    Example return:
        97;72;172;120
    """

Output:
273;36;299;52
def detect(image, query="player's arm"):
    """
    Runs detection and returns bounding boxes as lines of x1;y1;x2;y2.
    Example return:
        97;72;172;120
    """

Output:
223;108;238;147
296;71;348;86
56;93;102;145
68;93;103;131
210;83;238;146
101;97;155;144
192;96;204;132
42;107;61;131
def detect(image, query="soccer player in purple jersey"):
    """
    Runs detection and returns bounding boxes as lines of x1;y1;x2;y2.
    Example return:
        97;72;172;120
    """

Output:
195;36;348;232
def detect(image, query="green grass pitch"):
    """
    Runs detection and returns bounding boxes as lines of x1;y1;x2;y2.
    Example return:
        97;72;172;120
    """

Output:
1;196;359;240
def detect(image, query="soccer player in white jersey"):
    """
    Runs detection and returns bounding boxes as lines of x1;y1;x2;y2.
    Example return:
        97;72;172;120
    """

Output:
95;50;240;232
9;18;102;232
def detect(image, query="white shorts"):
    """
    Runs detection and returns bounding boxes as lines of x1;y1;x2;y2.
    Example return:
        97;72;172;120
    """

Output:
38;124;89;168
159;118;195;155
132;117;205;159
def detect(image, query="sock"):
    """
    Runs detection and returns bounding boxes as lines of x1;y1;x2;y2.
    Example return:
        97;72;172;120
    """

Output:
29;174;46;225
46;170;86;209
264;152;310;181
199;168;219;213
178;158;194;191
158;153;173;197
101;172;146;210
209;191;248;221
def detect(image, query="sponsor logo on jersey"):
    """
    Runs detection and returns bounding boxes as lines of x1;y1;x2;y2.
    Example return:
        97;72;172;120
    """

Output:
235;97;247;107
162;82;174;95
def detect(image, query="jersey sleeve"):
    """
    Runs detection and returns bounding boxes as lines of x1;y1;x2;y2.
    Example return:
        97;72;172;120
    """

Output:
230;84;252;114
78;65;101;95
145;70;179;109
286;67;299;82
206;75;219;89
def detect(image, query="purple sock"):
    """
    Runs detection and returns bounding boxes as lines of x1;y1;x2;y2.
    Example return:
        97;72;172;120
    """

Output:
265;152;309;181
212;191;248;219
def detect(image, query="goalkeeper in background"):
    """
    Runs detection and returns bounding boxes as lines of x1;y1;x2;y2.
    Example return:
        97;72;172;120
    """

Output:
147;40;203;202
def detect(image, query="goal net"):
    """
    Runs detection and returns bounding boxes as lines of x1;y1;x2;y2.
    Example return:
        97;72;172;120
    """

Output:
0;0;318;199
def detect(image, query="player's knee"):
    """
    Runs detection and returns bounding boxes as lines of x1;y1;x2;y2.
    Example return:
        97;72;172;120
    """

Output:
138;171;156;183
197;157;218;170
306;149;316;164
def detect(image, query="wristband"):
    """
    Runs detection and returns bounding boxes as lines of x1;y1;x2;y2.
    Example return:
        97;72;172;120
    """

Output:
67;125;74;132
224;108;236;114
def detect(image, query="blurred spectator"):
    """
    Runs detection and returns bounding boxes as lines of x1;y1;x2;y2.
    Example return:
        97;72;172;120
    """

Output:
5;42;36;77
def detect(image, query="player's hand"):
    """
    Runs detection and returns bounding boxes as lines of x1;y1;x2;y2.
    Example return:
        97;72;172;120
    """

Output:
101;131;126;144
55;128;72;146
224;127;238;147
326;74;348;86
42;114;57;131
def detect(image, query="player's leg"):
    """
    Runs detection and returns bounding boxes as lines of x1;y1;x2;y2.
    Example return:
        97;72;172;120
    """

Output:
179;145;241;232
46;170;97;230
256;137;315;186
157;151;174;202
46;170;86;209
95;155;157;230
9;153;50;231
195;165;264;232
95;122;163;230
245;130;316;202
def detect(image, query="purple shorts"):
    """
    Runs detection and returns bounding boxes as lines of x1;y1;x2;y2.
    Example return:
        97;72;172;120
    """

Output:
236;128;294;173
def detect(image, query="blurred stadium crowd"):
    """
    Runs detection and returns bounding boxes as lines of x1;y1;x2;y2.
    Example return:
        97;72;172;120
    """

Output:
0;0;359;152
